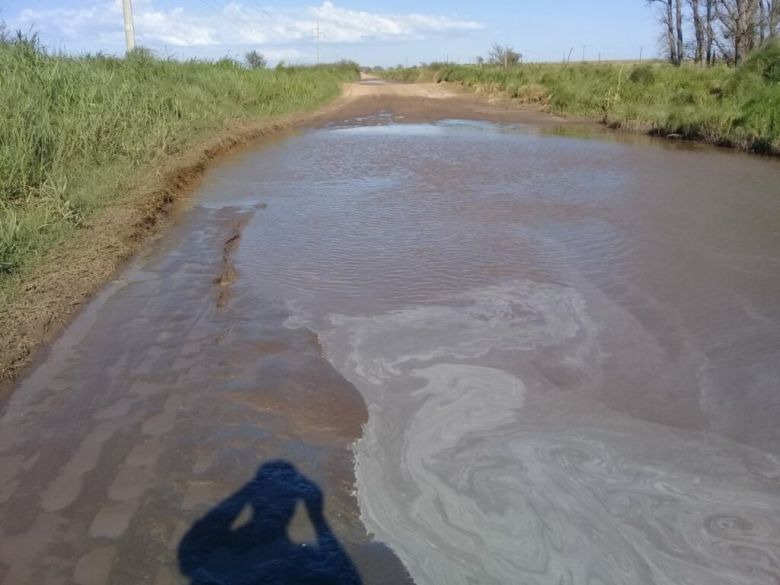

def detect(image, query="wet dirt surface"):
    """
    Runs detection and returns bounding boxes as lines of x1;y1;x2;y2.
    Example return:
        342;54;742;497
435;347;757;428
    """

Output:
0;107;330;389
2;80;780;584
0;201;411;584
308;78;574;127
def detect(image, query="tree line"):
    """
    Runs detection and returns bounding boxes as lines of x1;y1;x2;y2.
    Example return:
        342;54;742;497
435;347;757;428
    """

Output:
649;0;779;65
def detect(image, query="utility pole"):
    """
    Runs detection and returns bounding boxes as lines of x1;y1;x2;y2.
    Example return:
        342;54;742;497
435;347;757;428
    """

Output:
639;46;644;62
122;0;135;53
313;20;320;65
581;44;588;62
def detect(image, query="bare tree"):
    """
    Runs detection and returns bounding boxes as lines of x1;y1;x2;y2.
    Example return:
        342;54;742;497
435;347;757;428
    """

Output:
689;0;718;64
716;0;760;65
676;0;686;60
689;0;707;62
654;0;775;67
648;0;684;64
487;43;521;67
760;0;779;37
760;0;768;39
707;0;717;63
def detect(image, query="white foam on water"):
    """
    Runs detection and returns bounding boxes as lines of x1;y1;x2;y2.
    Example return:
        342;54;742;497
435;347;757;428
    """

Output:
321;280;600;391
291;279;780;585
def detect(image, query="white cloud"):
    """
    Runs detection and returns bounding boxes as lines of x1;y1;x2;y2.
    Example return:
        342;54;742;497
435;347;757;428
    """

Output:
307;1;481;43
13;1;483;49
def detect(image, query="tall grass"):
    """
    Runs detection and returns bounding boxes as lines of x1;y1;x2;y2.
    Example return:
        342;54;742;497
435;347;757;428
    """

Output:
381;41;780;155
0;34;357;276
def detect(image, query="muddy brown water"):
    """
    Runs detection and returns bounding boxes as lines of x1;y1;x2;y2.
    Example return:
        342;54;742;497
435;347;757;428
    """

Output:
2;93;780;585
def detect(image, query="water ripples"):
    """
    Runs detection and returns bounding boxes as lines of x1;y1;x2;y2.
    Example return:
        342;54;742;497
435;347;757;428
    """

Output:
309;278;780;585
208;120;780;583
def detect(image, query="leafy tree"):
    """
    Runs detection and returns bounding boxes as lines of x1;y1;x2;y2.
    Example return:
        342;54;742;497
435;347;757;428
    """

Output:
245;50;267;70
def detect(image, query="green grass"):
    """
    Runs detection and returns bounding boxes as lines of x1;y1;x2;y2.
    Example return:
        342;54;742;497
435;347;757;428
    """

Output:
373;66;421;83
0;34;357;278
380;41;780;155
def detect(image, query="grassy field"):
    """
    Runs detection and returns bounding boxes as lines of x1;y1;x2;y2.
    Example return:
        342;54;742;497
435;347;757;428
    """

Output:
380;41;780;155
0;34;357;281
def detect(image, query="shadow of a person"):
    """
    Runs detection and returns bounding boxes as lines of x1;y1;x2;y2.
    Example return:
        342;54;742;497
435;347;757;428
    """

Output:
178;460;363;585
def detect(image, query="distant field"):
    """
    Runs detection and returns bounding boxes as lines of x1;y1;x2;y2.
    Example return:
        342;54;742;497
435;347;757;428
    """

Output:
0;34;357;282
379;42;780;155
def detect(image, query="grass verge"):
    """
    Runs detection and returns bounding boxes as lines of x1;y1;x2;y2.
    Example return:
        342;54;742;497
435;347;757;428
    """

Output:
379;41;780;154
1;35;357;281
0;34;357;383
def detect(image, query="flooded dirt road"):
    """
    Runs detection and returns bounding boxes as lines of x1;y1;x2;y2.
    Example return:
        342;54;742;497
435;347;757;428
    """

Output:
2;81;780;584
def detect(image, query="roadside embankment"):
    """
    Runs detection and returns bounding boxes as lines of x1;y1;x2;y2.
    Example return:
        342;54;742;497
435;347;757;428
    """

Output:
0;34;357;384
379;40;780;155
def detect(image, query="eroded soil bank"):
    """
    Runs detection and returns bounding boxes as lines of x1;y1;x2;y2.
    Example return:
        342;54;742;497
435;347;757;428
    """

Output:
0;114;322;389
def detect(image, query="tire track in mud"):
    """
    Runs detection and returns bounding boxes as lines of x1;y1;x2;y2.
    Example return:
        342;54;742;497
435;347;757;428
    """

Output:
214;217;249;309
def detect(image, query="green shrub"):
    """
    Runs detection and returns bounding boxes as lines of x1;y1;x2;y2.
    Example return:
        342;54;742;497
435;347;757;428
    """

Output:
628;65;656;85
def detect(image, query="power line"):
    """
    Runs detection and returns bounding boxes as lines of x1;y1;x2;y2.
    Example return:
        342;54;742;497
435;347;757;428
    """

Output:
194;0;245;30
313;20;321;64
248;0;275;19
209;0;279;46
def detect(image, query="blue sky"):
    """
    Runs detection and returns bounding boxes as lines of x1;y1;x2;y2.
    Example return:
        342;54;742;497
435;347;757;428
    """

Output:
2;1;661;66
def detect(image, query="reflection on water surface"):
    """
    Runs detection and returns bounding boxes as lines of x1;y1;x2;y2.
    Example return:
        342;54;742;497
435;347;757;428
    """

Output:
199;119;780;584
